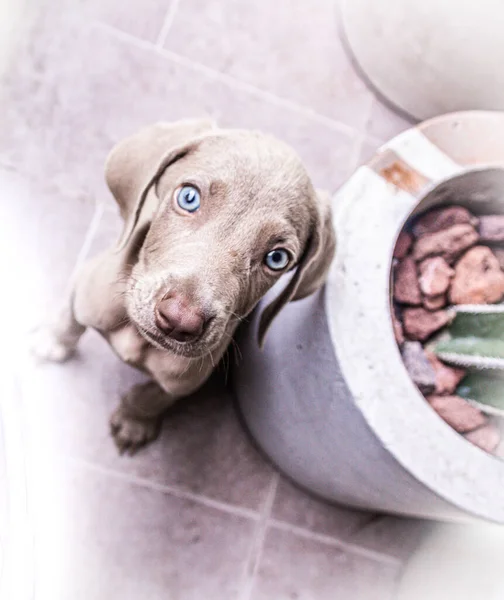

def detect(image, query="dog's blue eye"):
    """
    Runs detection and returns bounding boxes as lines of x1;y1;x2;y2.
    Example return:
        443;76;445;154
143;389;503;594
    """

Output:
264;249;290;271
177;185;201;212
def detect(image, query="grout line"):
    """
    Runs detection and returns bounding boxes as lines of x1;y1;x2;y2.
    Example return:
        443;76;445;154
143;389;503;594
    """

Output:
362;94;375;137
347;131;388;177
155;0;182;48
347;131;366;174
156;48;357;136
93;20;164;52
239;473;279;600
93;21;361;138
391;561;406;600
101;201;120;215
64;201;104;296
351;86;385;165
269;518;402;567
65;455;261;521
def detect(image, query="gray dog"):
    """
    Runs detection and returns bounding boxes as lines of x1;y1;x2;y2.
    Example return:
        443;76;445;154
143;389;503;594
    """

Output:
32;119;336;453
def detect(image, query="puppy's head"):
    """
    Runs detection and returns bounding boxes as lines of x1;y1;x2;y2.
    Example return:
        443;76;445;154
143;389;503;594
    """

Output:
106;119;335;358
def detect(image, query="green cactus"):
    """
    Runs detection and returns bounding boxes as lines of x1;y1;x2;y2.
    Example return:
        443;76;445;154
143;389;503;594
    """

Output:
448;304;504;339
457;372;504;417
435;337;504;369
434;304;504;415
434;305;504;369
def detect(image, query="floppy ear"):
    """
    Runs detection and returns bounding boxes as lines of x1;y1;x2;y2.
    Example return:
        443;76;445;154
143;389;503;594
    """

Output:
105;118;216;251
257;189;336;347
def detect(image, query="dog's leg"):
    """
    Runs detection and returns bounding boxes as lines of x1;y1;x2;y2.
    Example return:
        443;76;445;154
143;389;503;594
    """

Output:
30;292;86;362
110;381;173;454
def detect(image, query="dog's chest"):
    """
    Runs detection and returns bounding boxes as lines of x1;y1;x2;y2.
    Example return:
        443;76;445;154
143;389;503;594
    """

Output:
105;327;207;396
107;326;148;366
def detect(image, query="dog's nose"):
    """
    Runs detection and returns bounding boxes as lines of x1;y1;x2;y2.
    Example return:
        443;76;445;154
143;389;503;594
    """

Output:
155;294;205;342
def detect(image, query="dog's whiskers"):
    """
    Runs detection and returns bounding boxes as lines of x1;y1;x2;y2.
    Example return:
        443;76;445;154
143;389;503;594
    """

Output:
112;314;131;329
221;347;230;385
230;338;242;363
222;309;246;323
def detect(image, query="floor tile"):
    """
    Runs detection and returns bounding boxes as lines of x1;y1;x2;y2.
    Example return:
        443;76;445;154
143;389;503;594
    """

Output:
355;136;382;167
351;515;431;562
164;0;373;130
251;527;400;600
0;373;36;600
77;0;173;42
0;10;110;202
366;97;415;142
0;408;7;573
87;203;123;251
396;521;504;600
0;169;94;326
228;108;356;194
1;13;355;199
271;477;374;540
20;336;275;512
29;459;255;600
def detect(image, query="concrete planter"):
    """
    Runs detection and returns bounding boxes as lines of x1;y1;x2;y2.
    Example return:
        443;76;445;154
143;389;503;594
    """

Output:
340;0;504;120
233;111;504;523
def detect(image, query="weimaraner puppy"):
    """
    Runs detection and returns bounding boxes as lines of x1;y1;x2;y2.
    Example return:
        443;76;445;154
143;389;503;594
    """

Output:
32;119;336;453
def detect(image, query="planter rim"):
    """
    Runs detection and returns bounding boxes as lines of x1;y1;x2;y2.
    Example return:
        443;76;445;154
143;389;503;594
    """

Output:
325;111;504;522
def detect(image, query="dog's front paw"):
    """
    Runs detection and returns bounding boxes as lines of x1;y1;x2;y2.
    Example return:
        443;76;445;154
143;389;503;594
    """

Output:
109;406;162;455
29;326;76;363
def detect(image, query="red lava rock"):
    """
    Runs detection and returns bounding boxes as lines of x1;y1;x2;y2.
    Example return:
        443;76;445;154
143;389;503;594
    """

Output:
412;224;479;263
464;423;501;454
478;215;504;243
427;395;488;433
393;231;413;259
423;294;447;311
425;351;466;395
418;256;454;297
412;206;479;237
401;342;436;394
402;307;451;341
449;246;504;304
393;257;421;305
392;311;405;345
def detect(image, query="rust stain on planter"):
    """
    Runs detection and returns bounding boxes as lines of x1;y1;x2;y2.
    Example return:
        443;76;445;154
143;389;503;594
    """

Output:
371;149;431;196
381;159;430;195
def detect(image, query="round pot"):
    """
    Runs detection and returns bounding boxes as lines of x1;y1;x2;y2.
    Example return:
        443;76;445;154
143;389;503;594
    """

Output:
340;0;504;120
232;111;504;523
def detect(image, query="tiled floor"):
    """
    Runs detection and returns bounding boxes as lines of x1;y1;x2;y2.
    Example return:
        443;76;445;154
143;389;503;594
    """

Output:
0;1;424;599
